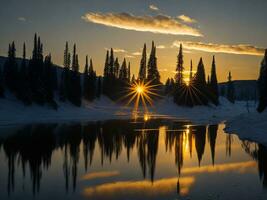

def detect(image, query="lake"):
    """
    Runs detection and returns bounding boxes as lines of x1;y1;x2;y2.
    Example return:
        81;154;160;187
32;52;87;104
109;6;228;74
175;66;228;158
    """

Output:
0;118;266;200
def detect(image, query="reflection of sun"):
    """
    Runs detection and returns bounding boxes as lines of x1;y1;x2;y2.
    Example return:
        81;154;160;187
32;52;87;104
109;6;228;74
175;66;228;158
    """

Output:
124;80;161;112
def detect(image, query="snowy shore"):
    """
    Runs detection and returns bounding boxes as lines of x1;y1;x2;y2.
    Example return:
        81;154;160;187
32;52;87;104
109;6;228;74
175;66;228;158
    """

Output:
0;95;251;126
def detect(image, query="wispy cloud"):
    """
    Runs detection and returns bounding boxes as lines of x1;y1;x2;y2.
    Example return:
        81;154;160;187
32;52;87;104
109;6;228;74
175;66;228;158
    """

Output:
125;54;135;58
178;15;196;24
173;41;265;56
157;45;166;49
18;17;26;22
132;51;142;56
149;4;159;11
104;47;127;53
82;12;202;37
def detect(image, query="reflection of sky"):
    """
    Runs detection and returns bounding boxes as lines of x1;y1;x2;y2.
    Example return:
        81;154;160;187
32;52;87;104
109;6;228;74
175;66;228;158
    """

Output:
0;123;266;199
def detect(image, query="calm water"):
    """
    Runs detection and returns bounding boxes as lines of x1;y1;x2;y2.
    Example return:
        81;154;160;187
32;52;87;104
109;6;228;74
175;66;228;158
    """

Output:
0;118;266;200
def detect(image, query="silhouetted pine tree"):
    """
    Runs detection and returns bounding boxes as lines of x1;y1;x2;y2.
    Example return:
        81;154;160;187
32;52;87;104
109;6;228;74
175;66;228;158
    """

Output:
69;44;81;106
119;58;128;82
175;44;184;85
227;71;235;103
28;34;45;105
138;43;147;81
209;56;219;105
88;58;96;101
189;60;193;84
4;42;18;93
17;43;31;105
173;43;186;105
147;41;160;84
194;58;209;105
83;55;90;100
109;48;114;77
257;49;267;112
60;42;71;101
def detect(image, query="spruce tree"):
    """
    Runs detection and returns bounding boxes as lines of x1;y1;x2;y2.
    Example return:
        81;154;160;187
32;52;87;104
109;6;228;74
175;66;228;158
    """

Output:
4;42;18;93
109;48;114;77
119;58;128;81
147;41;160;84
83;55;90;100
210;56;219;105
189;60;193;84
194;58;209;105
138;43;147;81
29;34;45;105
18;43;31;104
165;78;171;95
257;49;267;112
88;58;96;101
60;42;71;101
175;43;184;85
69;44;81;106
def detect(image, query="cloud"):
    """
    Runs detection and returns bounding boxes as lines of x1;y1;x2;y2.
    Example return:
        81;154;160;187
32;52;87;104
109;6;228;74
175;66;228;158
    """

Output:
132;51;142;56
173;41;265;56
157;45;166;49
18;17;26;22
125;55;135;58
82;12;202;37
178;15;196;24
104;48;127;53
149;4;159;11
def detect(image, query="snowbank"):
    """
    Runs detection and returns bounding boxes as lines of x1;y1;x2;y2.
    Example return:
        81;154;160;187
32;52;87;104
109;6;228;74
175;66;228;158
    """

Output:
0;95;250;126
225;110;267;145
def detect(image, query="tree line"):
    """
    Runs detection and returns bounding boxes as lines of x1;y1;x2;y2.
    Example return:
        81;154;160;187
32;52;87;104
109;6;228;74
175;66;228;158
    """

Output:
164;44;235;106
3;34;267;110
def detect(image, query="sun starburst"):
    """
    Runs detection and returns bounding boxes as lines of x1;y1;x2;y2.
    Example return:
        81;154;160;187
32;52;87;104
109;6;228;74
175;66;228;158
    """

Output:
123;80;161;113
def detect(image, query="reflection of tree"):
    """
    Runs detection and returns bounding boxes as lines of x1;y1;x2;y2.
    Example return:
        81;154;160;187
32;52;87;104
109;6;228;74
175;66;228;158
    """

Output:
194;126;206;166
241;142;267;188
208;125;218;165
3;125;56;195
0;120;220;197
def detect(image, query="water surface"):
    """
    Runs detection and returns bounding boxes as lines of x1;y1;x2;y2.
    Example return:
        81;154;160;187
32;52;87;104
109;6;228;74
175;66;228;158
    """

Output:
0;118;266;200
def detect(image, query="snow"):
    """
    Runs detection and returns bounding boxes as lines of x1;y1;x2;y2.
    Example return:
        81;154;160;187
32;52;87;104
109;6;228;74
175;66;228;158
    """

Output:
225;110;267;146
0;93;251;127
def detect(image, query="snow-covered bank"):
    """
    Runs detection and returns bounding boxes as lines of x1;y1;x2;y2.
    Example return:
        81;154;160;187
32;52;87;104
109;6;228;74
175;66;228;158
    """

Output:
225;111;267;146
0;95;251;126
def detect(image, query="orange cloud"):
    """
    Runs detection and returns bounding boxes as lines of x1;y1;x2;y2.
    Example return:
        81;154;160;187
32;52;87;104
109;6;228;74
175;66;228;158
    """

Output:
149;4;159;11
178;15;197;24
173;41;265;56
82;13;202;37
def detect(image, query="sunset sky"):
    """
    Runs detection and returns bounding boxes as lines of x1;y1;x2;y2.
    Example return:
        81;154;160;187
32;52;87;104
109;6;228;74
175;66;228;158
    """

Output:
0;0;266;82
